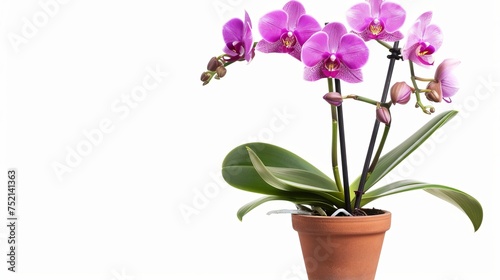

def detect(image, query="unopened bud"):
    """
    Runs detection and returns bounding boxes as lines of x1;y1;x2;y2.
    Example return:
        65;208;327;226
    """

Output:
207;57;222;71
376;106;391;125
201;72;211;82
323;92;343;106
216;66;227;78
390;82;413;105
425;81;442;103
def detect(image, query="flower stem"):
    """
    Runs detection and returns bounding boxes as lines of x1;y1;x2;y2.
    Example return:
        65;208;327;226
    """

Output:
328;78;344;195
335;78;351;213
368;123;391;173
353;41;401;211
414;76;435;82
345;94;380;106
409;60;435;114
376;40;392;50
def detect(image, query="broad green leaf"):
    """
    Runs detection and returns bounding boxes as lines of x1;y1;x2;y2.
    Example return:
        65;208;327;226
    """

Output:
223;142;334;186
222;142;340;201
222;165;289;195
364;110;458;191
362;180;483;231
246;147;344;205
268;167;341;197
237;195;337;221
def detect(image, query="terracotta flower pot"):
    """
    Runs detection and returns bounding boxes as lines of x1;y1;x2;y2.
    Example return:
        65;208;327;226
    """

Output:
291;210;391;280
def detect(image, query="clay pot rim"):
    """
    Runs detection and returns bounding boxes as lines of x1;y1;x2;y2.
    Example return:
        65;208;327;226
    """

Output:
292;210;392;234
292;209;391;220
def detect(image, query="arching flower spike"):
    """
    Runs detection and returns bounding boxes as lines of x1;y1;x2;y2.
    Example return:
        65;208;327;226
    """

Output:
301;22;369;83
346;0;406;42
402;11;443;67
256;0;321;60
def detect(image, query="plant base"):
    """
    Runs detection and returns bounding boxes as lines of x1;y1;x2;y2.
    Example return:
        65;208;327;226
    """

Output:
291;210;391;280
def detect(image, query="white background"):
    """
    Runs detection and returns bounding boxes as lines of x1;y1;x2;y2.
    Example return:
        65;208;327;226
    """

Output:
1;0;499;279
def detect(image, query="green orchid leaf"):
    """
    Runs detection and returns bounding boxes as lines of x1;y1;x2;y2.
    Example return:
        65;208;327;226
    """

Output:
222;142;339;196
222;165;289;195
237;195;337;221
362;180;483;231
222;142;335;186
364;110;458;191
268;167;342;198
246;147;344;204
245;147;337;192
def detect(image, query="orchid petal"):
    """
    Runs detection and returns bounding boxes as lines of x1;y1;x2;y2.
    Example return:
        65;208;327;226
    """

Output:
337;34;369;69
377;30;404;42
259;10;287;42
369;0;383;17
303;63;326;81
436;59;460;98
244;10;252;29
323;22;347;52
423;24;443;50
223;18;244;44
336;66;363;83
346;2;371;32
404;23;421;50
416;53;435;66
283;0;306;30
417;11;433;28
442;81;460;99
402;42;417;61
301;31;329;67
295;14;321;45
435;59;460;80
256;39;284;54
288;44;302;60
379;2;406;33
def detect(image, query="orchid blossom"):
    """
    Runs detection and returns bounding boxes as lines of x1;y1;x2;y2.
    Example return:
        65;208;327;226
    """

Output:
256;0;321;60
222;11;254;63
301;22;369;83
402;11;443;67
346;0;406;42
426;59;460;103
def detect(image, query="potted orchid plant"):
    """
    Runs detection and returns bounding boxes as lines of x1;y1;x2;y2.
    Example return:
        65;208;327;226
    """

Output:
201;0;483;279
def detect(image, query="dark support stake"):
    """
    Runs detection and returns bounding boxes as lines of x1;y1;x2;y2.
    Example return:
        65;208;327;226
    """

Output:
353;41;401;211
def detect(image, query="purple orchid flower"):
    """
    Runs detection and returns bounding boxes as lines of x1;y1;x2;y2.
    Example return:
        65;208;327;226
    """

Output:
346;0;406;42
301;22;369;83
426;59;460;103
256;0;321;60
402;11;443;67
222;11;254;63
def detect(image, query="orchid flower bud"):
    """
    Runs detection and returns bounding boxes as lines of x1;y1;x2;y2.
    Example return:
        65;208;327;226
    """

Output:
390;82;413;105
323;92;343;106
425;82;443;103
376;106;391;125
216;66;227;78
207;57;222;71
201;72;211;85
